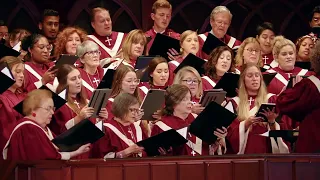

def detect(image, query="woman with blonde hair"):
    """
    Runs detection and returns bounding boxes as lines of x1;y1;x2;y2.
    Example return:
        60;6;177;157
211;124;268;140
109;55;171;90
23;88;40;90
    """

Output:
0;56;26;152
167;30;200;85
226;63;289;154
266;36;314;95
235;37;264;72
173;66;204;114
54;27;88;59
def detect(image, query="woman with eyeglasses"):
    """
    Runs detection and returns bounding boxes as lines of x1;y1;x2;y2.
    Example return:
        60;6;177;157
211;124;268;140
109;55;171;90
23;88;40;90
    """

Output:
266;36;314;95
173;66;204;114
3;89;90;160
0;56;26;154
202;46;237;90
76;40;105;98
226;63;289;154
22;34;57;92
138;57;169;97
235;37;265;72
167;30;200;85
151;84;228;156
91;93;148;158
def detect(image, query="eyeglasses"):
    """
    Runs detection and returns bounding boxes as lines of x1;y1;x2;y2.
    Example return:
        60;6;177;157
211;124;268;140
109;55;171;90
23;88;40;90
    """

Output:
38;106;56;112
84;50;101;57
124;79;140;85
245;48;260;54
128;108;141;114
182;79;199;85
36;44;53;52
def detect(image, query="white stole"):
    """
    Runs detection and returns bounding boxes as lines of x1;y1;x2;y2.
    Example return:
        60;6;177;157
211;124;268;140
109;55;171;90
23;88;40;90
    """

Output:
201;76;216;88
88;33;124;58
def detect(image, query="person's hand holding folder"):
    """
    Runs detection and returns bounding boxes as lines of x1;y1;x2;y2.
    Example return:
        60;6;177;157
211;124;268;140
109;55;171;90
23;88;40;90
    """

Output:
42;66;58;85
116;144;144;158
192;103;205;114
258;107;278;126
69;143;91;158
74;105;94;124
98;108;109;120
244;116;264;131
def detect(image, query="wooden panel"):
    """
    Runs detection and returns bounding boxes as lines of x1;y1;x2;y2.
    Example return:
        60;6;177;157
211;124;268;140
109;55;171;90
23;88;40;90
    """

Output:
72;167;97;180
151;163;177;180
266;162;292;180
16;167;29;180
295;162;320;180
98;166;123;180
124;164;149;180
206;161;232;180
178;163;205;180
233;160;261;180
34;168;65;180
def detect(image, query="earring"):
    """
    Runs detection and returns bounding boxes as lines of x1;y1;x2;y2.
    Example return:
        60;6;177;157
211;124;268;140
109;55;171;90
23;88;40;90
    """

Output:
32;112;36;117
180;48;183;54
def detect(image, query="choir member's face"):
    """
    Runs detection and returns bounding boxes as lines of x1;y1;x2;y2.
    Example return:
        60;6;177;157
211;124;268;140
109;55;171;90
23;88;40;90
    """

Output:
310;12;320;28
152;62;169;86
91;10;112;36
65;32;81;55
277;45;296;71
151;8;172;30
67;69;82;95
210;12;231;39
29;37;51;63
36;98;55;126
244;66;261;91
122;72;139;94
81;48;100;68
215;50;232;75
243;43;261;65
40;16;59;40
123;103;140;124
181;33;199;56
174;91;192;115
11;63;24;88
257;29;275;54
130;40;145;60
0;26;9;40
297;38;314;61
181;72;199;97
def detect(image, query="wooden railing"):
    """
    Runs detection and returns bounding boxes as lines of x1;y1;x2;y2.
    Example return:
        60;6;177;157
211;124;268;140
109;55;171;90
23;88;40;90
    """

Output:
1;154;320;180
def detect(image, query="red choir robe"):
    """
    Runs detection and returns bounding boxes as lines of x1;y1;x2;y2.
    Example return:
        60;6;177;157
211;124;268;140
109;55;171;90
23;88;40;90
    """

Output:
145;28;180;54
105;97;115;122
226;94;290;154
266;67;314;95
91;118;147;158
198;32;242;59
167;56;184;85
0;90;26;153
138;82;167;98
201;75;218;91
24;61;57;92
78;66;105;98
87;32;126;60
3;118;71;160
151;114;211;156
262;53;278;68
277;75;320;153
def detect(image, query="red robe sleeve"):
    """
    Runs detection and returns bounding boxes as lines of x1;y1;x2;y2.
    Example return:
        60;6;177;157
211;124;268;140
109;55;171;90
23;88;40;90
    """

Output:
7;124;62;160
50;105;74;135
167;62;177;85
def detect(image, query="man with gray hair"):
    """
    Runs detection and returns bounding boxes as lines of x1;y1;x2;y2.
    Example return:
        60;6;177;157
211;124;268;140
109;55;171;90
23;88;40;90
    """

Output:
199;6;241;57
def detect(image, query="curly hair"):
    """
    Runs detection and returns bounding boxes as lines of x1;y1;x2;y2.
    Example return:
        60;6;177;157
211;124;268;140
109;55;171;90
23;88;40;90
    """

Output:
204;46;236;80
54;27;88;58
310;41;320;75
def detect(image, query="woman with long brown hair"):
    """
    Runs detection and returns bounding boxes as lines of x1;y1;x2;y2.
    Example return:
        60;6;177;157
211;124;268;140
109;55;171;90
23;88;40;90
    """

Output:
226;63;289;154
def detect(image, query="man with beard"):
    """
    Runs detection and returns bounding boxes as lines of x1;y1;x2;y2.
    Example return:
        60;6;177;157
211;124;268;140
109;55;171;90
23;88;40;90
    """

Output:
198;6;241;59
38;9;60;60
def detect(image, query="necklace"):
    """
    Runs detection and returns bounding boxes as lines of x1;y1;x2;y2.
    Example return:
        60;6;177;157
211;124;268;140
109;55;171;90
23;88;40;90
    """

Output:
117;121;137;144
187;133;196;156
85;69;100;88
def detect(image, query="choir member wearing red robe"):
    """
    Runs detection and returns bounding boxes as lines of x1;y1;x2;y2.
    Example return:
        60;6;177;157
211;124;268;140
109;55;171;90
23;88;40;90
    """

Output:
88;8;126;60
0;56;26;153
3;89;90;160
76;40;106;98
226;64;289;154
168;30;200;85
91;93;147;158
145;0;180;53
138;57;169;97
172;66;204;115
256;22;277;68
198;6;241;58
151;84;227;156
106;65;142;122
276;42;320;153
